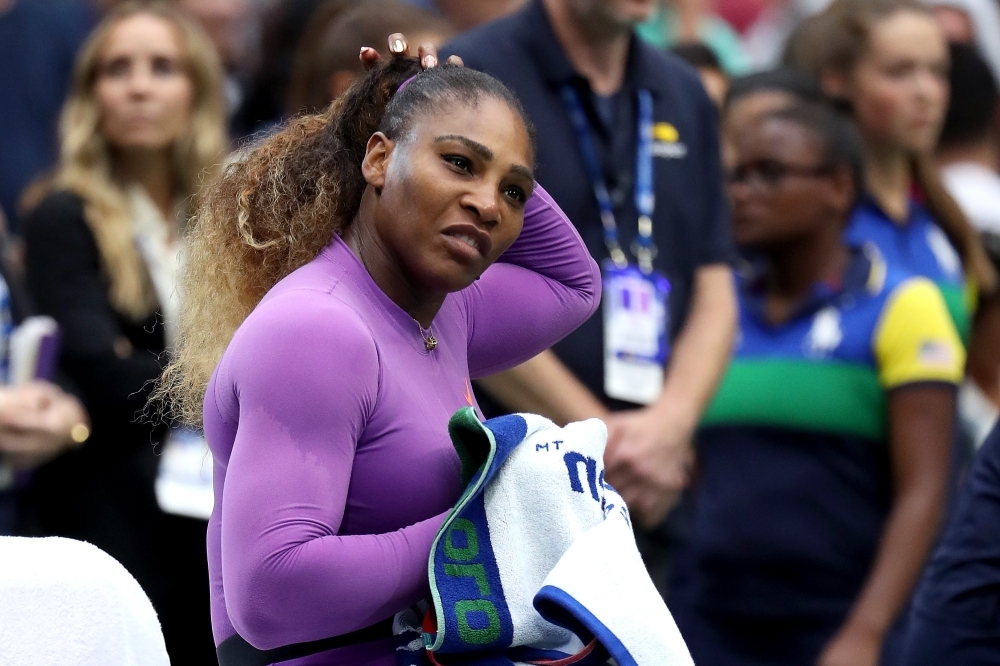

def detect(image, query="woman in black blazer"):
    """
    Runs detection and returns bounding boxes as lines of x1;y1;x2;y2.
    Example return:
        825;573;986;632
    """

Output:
23;191;169;587
18;4;227;664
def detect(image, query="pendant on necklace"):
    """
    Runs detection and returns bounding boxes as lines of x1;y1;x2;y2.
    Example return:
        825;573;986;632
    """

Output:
416;319;437;351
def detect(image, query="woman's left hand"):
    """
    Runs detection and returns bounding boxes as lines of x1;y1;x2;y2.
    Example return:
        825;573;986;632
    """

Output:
359;33;464;71
0;382;89;470
816;624;882;666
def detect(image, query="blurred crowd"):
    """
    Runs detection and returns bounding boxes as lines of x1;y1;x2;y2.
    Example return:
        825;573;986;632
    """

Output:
3;0;1000;664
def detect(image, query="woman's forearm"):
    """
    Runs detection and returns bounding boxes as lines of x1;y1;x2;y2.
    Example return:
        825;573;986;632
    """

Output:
495;184;600;299
652;264;736;427
837;484;946;638
465;185;600;377
838;386;955;642
226;513;446;648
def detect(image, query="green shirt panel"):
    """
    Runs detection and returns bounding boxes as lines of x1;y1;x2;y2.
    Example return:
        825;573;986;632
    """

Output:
702;359;886;441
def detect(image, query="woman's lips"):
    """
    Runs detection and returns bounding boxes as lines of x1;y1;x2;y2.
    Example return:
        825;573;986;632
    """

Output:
440;223;492;259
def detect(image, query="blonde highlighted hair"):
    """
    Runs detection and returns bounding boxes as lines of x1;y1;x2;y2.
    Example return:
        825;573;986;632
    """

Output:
22;1;227;320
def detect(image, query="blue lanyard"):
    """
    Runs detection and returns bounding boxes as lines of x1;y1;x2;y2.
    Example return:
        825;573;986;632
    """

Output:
561;86;657;273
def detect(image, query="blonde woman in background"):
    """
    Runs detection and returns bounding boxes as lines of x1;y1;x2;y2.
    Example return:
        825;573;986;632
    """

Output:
787;0;998;350
19;2;226;663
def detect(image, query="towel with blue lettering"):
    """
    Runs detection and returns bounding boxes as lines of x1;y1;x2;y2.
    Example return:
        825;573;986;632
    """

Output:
394;408;693;666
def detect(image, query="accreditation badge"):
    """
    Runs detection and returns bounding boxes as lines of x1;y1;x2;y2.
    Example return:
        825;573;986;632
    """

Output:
602;262;671;405
155;427;214;520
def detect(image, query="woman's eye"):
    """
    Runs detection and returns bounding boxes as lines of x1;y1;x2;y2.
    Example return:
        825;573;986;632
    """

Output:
443;155;472;172
101;58;130;78
503;185;527;205
152;56;180;76
884;62;915;79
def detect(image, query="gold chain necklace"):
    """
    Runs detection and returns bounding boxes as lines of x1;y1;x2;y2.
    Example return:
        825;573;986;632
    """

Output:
356;242;437;351
416;320;437;351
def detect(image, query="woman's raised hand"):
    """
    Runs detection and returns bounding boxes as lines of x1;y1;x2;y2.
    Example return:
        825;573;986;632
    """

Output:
359;33;464;71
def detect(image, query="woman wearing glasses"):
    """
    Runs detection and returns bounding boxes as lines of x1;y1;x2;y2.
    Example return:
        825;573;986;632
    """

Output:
667;103;963;666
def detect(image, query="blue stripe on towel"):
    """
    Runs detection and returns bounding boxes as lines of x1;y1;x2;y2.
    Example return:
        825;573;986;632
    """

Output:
534;585;636;666
430;411;527;653
433;491;514;653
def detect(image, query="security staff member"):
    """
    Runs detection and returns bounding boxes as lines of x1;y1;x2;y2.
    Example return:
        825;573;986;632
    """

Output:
444;0;737;528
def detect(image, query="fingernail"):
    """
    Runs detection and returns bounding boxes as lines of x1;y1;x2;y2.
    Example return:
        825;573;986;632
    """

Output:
423;55;437;68
390;38;405;54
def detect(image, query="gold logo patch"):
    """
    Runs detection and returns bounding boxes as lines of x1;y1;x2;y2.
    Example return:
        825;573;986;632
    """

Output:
653;123;680;143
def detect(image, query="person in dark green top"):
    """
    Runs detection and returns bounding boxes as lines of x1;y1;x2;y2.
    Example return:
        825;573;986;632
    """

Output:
668;103;964;666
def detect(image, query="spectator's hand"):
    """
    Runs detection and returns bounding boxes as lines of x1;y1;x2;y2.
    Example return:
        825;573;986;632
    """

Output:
603;404;694;529
816;623;881;666
0;382;89;471
359;33;464;71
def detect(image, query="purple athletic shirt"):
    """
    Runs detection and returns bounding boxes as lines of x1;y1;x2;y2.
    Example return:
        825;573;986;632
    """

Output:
203;185;600;665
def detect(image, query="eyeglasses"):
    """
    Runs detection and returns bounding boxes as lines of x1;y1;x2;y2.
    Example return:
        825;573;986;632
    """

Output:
726;159;833;188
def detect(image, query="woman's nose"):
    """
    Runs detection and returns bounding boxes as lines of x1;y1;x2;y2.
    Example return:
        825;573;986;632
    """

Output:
463;187;501;227
127;65;154;98
914;67;944;104
727;180;753;206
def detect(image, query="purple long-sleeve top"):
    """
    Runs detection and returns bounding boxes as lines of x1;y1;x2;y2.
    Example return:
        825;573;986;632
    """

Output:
203;185;600;665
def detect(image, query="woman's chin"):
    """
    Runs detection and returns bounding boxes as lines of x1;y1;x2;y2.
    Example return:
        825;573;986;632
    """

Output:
428;267;483;294
424;254;488;292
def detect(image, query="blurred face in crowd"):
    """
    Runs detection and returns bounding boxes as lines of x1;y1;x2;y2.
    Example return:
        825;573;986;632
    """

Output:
95;14;194;153
847;10;949;154
722;90;800;168
727;117;852;252
360;96;534;293
564;0;658;31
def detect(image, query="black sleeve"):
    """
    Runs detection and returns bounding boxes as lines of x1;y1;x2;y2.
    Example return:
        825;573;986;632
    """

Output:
21;192;162;422
692;80;734;268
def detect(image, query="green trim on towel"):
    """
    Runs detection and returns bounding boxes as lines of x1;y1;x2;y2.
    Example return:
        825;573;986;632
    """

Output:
426;408;498;652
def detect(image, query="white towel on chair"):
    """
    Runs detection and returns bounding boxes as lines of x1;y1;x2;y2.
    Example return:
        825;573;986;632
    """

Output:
0;536;170;666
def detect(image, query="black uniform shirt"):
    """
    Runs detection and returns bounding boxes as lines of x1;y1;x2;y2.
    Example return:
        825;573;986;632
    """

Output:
444;0;732;407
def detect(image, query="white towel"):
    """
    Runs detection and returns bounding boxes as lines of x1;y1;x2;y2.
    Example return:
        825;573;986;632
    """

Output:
536;508;694;666
0;536;170;666
396;408;693;665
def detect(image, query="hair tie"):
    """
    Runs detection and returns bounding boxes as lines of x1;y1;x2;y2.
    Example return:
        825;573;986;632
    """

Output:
397;74;418;93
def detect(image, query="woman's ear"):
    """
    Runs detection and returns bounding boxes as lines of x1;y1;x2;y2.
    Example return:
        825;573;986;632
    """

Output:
361;132;394;190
